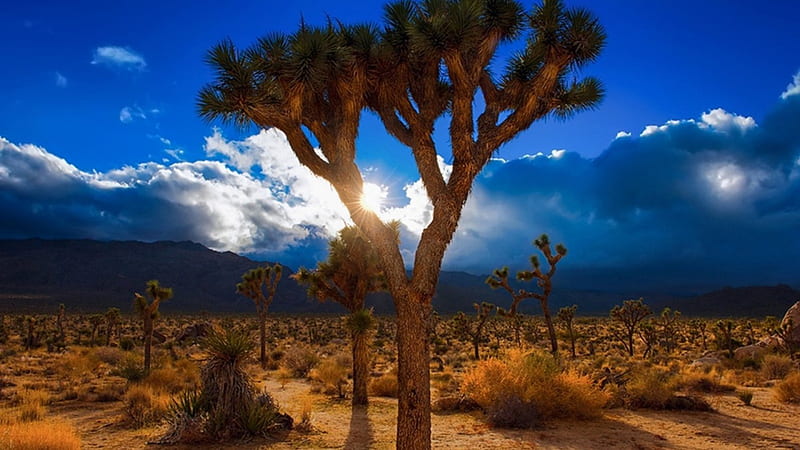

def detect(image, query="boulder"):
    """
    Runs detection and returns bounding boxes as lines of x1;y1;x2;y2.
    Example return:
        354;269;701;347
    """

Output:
779;301;800;346
734;344;767;361
151;329;167;344
175;322;212;343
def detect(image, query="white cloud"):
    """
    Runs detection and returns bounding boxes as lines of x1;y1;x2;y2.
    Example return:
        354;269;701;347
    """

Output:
164;148;184;161
780;71;800;100
55;72;67;87
615;131;631;139
91;46;146;71
119;106;147;123
700;108;756;133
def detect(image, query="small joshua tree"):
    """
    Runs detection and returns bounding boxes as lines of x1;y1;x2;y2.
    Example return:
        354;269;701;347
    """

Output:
134;280;173;374
714;320;736;359
451;302;497;360
688;319;708;351
236;263;282;369
487;234;566;356
56;303;66;344
557;304;578;358
105;307;121;346
657;308;681;354
292;224;397;406
609;298;651;357
88;314;104;347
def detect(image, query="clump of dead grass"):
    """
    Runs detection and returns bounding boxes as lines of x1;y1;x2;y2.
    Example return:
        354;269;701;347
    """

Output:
0;419;81;449
461;349;607;428
773;371;800;404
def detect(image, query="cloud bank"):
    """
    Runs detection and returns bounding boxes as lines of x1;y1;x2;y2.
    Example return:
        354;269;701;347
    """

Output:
2;73;800;290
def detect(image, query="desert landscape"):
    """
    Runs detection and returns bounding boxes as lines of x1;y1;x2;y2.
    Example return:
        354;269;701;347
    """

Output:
3;0;800;448
0;300;798;449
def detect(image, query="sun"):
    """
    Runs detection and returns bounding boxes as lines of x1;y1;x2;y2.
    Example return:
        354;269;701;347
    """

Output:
360;182;385;213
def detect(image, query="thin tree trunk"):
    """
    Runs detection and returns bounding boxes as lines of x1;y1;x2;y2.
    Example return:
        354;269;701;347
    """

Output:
395;297;431;450
569;327;576;358
352;330;369;406
144;318;153;374
473;338;480;360
541;301;558;357
259;311;267;369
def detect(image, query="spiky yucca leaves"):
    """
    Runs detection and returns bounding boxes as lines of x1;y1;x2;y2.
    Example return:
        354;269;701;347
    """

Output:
200;327;257;438
134;280;173;374
293;224;396;405
199;1;605;447
236;263;282;368
487;234;567;356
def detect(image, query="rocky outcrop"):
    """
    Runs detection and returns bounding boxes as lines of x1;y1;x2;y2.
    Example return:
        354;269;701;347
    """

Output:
779;301;800;346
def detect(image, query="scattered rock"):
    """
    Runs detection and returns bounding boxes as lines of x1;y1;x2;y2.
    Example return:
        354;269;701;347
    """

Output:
175;322;212;343
690;356;721;369
151;330;167;344
432;395;480;413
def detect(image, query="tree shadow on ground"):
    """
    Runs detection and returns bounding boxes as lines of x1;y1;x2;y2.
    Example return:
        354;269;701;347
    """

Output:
343;405;374;449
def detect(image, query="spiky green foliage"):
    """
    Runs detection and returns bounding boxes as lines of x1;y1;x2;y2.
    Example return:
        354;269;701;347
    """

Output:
609;298;651;357
293;224;397;312
346;308;377;335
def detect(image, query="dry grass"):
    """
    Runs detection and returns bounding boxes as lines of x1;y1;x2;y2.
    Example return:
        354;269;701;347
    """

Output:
310;357;348;397
461;350;607;427
124;384;171;427
0;419;81;450
677;368;736;393
773;371;800;404
143;360;200;394
760;354;795;380
369;373;398;398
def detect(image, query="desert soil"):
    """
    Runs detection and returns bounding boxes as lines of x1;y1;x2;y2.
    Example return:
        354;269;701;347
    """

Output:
46;377;800;449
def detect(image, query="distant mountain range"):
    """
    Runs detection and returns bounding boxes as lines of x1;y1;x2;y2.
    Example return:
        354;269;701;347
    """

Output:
0;239;796;317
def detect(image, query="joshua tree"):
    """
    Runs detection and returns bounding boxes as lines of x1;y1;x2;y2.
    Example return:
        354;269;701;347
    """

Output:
656;307;681;354
487;234;567;356
609;298;651;357
451;302;497;360
714;319;736;358
557;304;578;358
134;280;173;374
56;303;66;344
199;1;604;445
688;319;708;351
105;307;121;346
292;224;397;406
236;263;282;369
88;314;104;347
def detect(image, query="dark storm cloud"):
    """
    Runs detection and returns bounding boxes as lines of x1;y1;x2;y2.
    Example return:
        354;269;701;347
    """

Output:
442;93;800;290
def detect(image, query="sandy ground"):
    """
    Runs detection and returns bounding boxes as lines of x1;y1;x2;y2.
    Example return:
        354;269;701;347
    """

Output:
44;377;800;449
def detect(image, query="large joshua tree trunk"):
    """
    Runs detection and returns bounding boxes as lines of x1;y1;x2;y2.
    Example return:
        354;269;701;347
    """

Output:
541;301;558;357
351;328;370;406
395;295;432;449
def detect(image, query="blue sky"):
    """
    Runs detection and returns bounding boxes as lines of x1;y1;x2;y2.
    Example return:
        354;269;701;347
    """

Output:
2;0;800;292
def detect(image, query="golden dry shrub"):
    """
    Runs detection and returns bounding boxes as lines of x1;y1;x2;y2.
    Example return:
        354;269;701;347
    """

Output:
676;368;735;393
310;357;348;397
368;373;398;398
624;366;676;409
143;360;200;395
124;384;171;427
773;371;800;404
461;350;607;427
0;419;81;450
761;354;795;380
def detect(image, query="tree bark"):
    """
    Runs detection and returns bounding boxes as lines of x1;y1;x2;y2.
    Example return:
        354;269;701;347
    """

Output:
352;330;370;406
259;311;267;369
395;296;432;450
541;301;558;357
143;318;153;374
